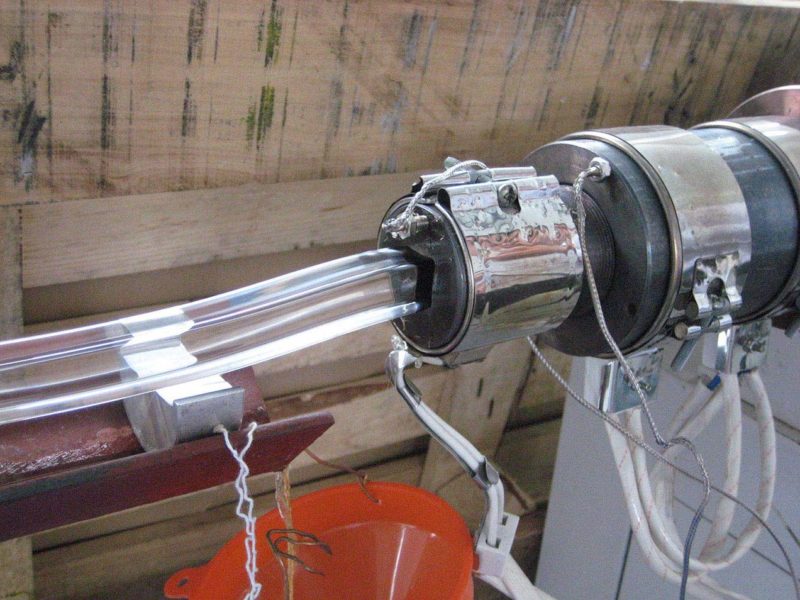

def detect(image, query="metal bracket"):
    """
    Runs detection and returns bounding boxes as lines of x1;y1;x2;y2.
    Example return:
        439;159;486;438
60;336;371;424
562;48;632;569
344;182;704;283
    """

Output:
120;309;244;451
385;337;518;578
599;347;664;413
672;253;744;369
688;252;743;320
702;319;771;374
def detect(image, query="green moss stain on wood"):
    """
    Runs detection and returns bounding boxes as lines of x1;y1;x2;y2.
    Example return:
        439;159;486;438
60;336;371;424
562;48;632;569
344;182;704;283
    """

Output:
264;0;283;67
258;85;276;144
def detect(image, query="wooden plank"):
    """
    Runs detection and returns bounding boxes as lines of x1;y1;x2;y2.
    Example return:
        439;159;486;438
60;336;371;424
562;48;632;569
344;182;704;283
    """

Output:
0;208;21;338
419;339;532;528
33;454;426;600
21;172;412;288
1;0;798;205
0;208;32;600
0;537;32;600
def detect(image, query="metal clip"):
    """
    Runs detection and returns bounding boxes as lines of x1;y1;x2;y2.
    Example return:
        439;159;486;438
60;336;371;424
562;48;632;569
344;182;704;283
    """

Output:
687;252;743;320
385;337;518;577
702;319;771;374
120;308;244;451
671;253;744;370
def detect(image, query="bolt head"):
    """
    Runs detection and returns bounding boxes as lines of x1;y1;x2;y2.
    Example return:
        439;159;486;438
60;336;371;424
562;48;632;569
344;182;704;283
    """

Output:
589;157;612;180
497;182;519;210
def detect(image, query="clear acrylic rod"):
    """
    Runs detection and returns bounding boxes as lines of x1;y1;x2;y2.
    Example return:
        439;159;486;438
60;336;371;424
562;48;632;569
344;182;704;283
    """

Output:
0;249;420;425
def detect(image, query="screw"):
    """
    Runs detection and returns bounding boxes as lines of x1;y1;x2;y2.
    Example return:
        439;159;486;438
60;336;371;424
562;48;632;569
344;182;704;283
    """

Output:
497;182;519;211
588;157;612;180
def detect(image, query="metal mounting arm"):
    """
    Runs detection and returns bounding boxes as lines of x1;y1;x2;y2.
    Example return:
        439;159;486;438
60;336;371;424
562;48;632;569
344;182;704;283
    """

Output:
385;338;519;578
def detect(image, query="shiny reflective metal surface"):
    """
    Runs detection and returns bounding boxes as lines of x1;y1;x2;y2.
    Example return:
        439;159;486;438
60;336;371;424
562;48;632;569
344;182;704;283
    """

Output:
446;174;582;355
729;85;800;119
697;117;800;317
701;319;771;374
567;127;752;338
122;330;244;450
380;173;583;363
598;346;663;413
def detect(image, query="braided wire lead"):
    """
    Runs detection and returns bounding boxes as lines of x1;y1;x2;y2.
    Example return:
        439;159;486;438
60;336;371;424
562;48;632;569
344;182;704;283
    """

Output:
571;161;710;598
381;159;488;238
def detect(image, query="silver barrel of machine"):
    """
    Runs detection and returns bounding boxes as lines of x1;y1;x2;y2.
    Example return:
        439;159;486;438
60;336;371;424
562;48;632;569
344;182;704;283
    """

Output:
378;171;587;365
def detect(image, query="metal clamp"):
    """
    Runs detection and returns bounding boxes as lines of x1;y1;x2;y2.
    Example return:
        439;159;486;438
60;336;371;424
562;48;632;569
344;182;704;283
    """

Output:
702;319;771;374
385;338;518;577
671;252;744;370
121;308;244;451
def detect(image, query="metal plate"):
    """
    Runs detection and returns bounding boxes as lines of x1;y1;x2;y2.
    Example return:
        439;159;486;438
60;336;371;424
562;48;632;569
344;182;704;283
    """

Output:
729;85;800;119
599;347;664;413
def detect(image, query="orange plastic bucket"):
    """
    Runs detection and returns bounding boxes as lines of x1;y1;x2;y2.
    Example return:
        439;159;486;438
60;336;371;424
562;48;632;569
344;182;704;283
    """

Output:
165;482;475;600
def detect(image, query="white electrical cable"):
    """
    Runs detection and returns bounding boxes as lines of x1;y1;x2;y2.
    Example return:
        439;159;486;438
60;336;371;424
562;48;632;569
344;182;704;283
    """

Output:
479;556;558;600
650;375;742;569
606;412;750;600
527;337;799;600
624;379;731;576
571;160;711;597
608;368;777;598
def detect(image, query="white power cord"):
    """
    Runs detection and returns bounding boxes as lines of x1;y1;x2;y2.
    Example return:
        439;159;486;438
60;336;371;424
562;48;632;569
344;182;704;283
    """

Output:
606;368;776;599
527;338;798;600
571;159;711;598
570;156;778;597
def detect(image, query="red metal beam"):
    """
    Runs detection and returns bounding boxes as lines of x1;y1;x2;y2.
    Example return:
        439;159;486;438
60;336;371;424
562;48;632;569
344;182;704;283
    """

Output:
0;368;334;540
0;411;333;541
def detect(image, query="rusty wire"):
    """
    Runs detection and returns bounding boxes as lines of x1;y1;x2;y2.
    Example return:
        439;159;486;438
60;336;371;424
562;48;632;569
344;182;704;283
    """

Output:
304;449;380;504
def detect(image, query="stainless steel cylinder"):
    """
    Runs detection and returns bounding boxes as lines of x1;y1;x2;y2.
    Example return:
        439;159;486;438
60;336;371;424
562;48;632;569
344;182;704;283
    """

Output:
377;173;584;364
694;116;800;320
528;127;755;355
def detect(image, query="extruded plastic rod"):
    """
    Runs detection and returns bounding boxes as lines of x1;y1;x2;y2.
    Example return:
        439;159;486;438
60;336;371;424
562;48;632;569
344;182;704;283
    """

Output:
0;249;420;425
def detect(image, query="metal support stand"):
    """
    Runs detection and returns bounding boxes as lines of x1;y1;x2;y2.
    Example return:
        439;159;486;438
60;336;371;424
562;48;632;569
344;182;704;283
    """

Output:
385;338;518;579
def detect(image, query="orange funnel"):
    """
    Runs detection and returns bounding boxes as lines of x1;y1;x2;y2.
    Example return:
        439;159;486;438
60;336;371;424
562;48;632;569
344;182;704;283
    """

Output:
165;482;475;600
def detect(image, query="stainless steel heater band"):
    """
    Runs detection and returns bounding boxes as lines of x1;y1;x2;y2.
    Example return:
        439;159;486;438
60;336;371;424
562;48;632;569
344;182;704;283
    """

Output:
695;117;800;318
378;173;584;364
563;126;752;344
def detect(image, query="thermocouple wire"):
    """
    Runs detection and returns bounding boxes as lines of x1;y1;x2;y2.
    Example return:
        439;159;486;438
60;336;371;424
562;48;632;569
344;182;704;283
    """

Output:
571;159;710;600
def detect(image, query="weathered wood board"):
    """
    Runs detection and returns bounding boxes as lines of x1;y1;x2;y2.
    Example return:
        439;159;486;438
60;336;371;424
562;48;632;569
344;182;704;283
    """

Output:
2;0;799;205
2;0;798;596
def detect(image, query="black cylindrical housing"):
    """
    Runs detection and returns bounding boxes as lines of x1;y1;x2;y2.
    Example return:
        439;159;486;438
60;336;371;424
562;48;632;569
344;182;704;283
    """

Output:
692;127;799;321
